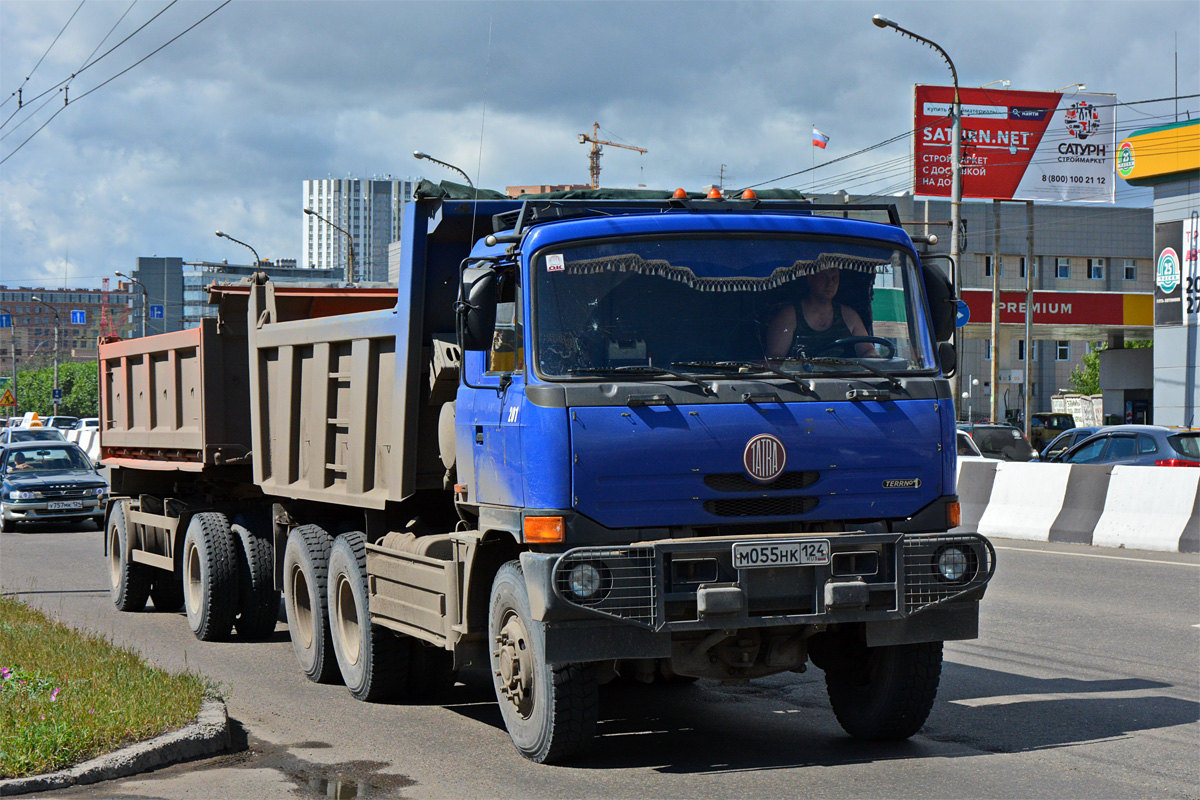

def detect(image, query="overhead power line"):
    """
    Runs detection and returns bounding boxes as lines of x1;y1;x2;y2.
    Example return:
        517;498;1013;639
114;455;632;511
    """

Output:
0;0;85;111
1;1;230;166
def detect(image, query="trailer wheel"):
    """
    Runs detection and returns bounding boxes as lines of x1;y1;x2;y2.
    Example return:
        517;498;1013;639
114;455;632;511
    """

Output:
107;500;150;612
327;531;409;701
283;524;341;684
232;514;280;640
825;641;943;740
149;575;184;612
182;512;239;641
488;561;598;764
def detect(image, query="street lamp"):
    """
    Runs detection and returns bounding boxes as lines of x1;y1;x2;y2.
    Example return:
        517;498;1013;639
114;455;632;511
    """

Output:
304;208;356;284
1053;83;1086;93
114;271;148;338
214;230;261;267
29;296;60;409
0;306;17;416
413;151;474;187
872;13;964;409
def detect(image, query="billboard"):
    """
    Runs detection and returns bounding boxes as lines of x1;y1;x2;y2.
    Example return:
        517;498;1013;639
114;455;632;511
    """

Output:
913;85;1116;203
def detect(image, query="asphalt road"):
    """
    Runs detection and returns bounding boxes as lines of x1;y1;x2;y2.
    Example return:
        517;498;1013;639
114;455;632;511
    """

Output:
2;524;1197;800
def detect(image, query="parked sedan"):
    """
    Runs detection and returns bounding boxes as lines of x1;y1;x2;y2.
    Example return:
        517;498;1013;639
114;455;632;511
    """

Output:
1;442;108;532
0;427;68;444
1053;425;1200;467
1038;427;1100;462
958;423;1037;462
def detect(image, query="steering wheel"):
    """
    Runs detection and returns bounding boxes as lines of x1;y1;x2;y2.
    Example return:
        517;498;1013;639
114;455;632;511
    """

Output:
812;336;895;359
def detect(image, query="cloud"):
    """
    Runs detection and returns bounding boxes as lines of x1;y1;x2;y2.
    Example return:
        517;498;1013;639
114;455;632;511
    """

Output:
0;0;1195;286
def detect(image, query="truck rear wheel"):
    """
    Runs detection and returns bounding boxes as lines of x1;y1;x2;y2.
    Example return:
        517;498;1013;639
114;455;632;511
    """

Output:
825;641;943;740
108;500;151;612
149;575;184;612
232;514;280;640
488;561;598;764
328;531;410;701
283;524;341;684
182;512;239;641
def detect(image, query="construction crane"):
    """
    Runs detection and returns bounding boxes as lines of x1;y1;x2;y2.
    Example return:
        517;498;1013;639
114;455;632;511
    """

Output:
578;122;647;189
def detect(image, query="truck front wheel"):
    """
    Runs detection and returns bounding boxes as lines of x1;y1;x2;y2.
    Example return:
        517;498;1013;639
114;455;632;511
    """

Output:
488;561;598;764
182;512;239;641
328;531;409;701
283;524;341;684
108;500;151;612
824;641;943;740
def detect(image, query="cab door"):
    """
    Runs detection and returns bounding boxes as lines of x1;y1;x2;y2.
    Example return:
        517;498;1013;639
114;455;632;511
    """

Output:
466;299;526;508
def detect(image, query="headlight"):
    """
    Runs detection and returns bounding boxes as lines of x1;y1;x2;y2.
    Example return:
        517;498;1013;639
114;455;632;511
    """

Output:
568;563;603;600
935;546;970;583
9;490;37;500
89;487;107;497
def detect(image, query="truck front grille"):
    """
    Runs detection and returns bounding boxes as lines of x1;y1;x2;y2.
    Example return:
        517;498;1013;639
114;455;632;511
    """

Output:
703;496;819;517
704;471;820;492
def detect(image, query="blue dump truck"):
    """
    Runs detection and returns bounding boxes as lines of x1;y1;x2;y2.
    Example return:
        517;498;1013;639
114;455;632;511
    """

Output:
100;182;994;763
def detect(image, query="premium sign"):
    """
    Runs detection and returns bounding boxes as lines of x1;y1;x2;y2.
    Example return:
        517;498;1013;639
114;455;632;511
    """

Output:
913;85;1116;203
961;289;1152;327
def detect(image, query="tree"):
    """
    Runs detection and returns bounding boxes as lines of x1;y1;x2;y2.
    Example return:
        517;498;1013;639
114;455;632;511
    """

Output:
11;362;100;418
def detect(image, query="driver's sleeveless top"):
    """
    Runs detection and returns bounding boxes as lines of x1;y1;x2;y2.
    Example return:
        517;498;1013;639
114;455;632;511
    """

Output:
788;304;853;357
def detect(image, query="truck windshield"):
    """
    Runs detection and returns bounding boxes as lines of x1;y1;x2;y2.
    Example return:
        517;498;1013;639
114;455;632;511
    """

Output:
532;235;936;380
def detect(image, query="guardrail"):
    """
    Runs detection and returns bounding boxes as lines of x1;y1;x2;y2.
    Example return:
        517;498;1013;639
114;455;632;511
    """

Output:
954;459;1199;553
65;428;101;464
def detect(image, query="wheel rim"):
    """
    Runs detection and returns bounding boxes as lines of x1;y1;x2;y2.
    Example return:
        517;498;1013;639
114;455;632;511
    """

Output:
290;563;314;649
495;609;534;718
334;573;360;666
108;525;121;589
184;540;202;616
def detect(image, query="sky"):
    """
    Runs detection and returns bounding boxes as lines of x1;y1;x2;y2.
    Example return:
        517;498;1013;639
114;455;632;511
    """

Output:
1;0;1197;288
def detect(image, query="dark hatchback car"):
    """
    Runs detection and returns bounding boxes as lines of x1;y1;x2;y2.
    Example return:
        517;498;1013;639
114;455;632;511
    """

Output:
958;423;1038;462
1038;426;1100;462
1;442;108;532
1050;425;1200;467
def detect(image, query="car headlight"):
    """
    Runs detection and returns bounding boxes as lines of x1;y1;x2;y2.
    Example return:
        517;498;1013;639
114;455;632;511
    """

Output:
9;490;37;500
935;545;972;583
89;487;107;497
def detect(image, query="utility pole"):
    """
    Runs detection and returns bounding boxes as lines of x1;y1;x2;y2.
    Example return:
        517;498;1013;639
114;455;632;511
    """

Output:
30;296;60;409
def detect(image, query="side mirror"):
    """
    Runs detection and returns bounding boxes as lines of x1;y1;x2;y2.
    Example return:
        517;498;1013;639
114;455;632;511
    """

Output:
459;267;498;351
938;341;957;377
921;261;956;342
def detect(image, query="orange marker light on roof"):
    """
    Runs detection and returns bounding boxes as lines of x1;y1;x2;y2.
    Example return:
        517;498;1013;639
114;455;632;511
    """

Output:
524;516;565;543
707;187;723;199
741;189;758;200
672;188;688;198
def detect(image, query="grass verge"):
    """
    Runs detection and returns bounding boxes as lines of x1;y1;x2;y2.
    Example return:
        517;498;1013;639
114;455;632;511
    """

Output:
0;594;209;779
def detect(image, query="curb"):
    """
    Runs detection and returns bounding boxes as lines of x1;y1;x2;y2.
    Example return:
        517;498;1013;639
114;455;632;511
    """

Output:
0;697;230;797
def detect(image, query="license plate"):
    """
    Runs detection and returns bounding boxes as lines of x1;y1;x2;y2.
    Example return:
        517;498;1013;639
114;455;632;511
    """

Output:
732;539;830;569
47;500;83;510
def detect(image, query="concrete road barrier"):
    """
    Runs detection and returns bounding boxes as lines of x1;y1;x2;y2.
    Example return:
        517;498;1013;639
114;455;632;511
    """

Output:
955;461;1198;553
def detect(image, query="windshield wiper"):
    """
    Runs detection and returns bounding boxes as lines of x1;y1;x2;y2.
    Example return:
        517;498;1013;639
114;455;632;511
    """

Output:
671;361;816;396
567;365;716;395
766;356;903;390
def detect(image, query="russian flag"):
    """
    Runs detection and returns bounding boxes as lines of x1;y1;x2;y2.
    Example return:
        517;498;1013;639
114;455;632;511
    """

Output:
812;127;830;149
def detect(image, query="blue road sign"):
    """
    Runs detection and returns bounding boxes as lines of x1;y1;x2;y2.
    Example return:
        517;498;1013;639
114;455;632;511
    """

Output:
150;304;164;320
956;299;971;327
0;314;10;328
52;388;63;402
70;309;86;325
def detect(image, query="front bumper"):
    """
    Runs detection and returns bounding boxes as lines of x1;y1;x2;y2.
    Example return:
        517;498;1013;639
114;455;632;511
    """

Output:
2;498;106;524
523;531;994;634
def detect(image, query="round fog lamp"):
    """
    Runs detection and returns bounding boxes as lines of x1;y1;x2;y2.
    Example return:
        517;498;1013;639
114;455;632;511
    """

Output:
936;546;969;582
568;562;602;600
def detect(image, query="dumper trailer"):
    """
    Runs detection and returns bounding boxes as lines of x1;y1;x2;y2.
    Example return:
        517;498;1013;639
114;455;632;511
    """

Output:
101;185;994;763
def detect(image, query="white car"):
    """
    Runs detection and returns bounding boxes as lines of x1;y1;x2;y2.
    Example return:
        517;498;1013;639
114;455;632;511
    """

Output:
956;430;986;460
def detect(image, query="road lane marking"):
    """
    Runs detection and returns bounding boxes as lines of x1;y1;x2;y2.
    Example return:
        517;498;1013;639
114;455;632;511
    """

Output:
993;545;1199;568
951;687;1170;707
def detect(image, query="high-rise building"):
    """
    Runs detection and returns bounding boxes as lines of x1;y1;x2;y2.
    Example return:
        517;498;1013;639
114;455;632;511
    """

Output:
302;176;418;282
